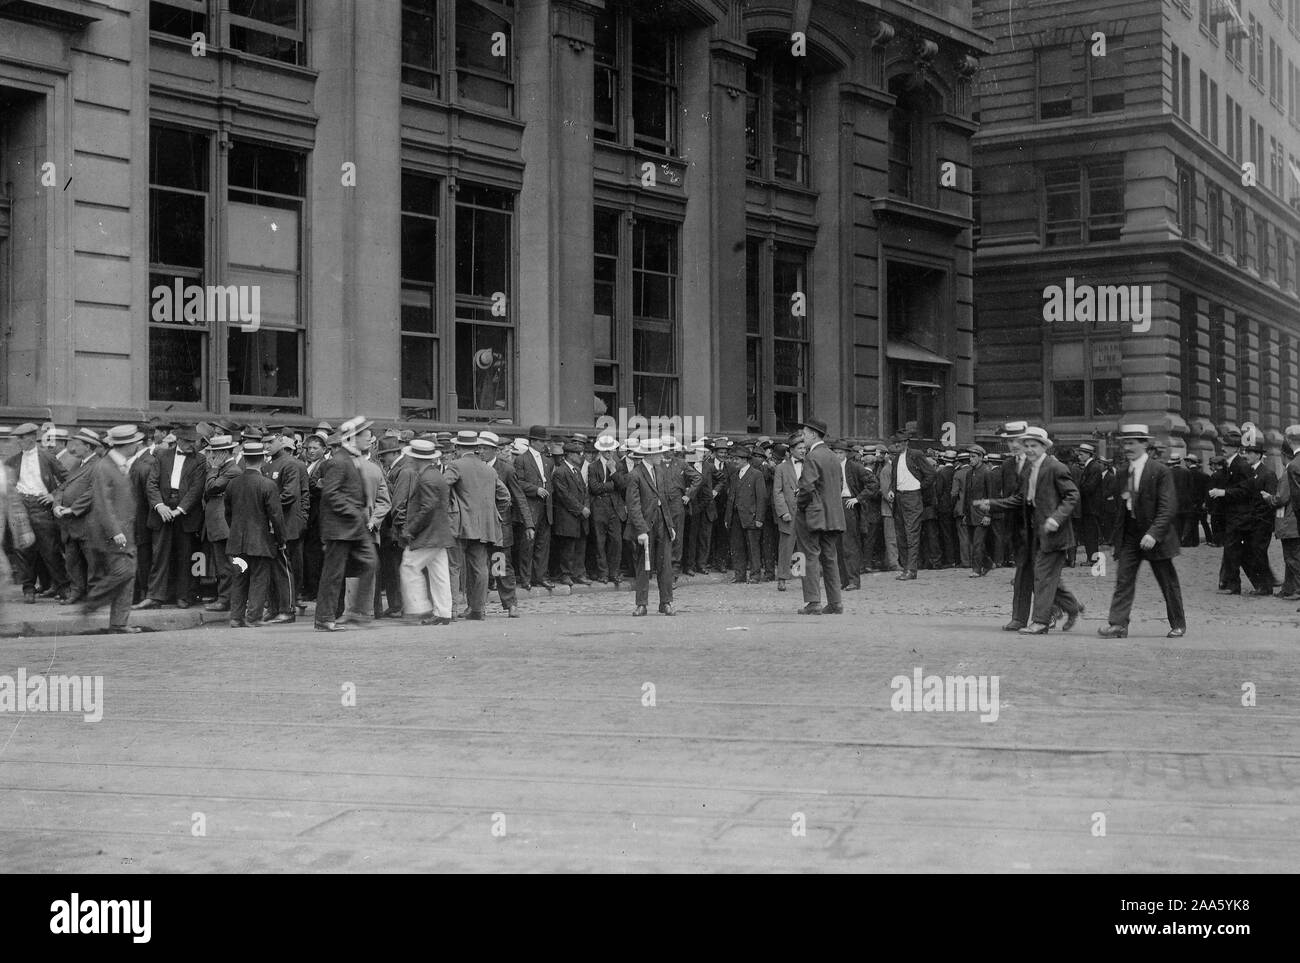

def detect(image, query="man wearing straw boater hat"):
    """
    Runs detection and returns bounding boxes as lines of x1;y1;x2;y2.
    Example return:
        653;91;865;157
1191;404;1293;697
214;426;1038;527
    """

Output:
441;430;511;620
398;439;454;625
1209;424;1277;595
1096;424;1187;639
224;441;289;628
313;419;376;631
624;437;675;615
82;425;146;632
974;425;1083;635
200;432;242;613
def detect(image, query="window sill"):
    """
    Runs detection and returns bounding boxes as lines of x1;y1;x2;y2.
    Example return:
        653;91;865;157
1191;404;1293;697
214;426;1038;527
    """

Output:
745;176;818;198
400;86;524;128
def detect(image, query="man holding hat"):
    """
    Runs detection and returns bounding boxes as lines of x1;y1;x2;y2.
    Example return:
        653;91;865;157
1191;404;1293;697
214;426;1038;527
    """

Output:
589;434;626;585
200;434;243;612
552;441;593;587
1097;425;1187;638
624;438;675;615
794;416;845;614
138;426;205;609
441;431;511;619
5;421;69;602
51;428;103;605
515;426;554;591
724;445;768;584
83;426;145;632
974;425;1083;634
224;442;289;627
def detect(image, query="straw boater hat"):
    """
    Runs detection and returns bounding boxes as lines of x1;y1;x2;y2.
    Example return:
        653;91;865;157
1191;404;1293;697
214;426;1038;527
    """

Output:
478;430;501;448
206;434;237;451
640;437;663;456
511;437;529;455
998;420;1029;438
104;424;145;446
454;430;480;447
405;439;441;460
595;434;619;453
1018;426;1052;446
1115;424;1152;441
72;427;102;448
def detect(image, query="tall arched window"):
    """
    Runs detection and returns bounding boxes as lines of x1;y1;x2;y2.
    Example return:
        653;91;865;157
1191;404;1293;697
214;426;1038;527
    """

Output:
887;75;940;203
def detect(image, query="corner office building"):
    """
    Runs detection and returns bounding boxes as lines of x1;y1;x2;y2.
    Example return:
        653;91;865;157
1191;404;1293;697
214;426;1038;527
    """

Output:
0;0;986;439
973;0;1300;458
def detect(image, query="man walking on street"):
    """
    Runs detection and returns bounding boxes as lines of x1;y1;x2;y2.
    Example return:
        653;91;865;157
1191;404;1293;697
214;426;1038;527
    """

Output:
82;425;146;633
6;421;69;602
794;417;845;615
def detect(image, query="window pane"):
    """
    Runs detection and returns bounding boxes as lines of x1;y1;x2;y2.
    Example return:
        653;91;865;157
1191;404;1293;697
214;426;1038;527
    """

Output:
149;326;205;403
401;215;437;284
633;375;676;417
773;339;805;387
1090;44;1124;112
151;126;207;191
228;142;304;197
1039;46;1074;118
401;0;439;92
633;327;674;373
772;247;807;338
634;221;676;273
1053;380;1085;418
746;338;760;424
1052;340;1085;378
151;190;206;268
230;0;299;28
229;25;301;63
402;287;435;335
401;334;438;401
594;8;618;134
228;327;300;399
456;193;511;297
746;239;761;334
774;391;804;435
632;75;669;147
455;321;510;411
227;269;297;327
634;273;673;321
228;203;299;271
402;172;439;217
151;2;206;40
1093;377;1123;416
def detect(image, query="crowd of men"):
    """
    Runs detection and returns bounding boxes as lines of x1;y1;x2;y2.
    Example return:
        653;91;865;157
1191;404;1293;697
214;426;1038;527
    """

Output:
2;412;1299;635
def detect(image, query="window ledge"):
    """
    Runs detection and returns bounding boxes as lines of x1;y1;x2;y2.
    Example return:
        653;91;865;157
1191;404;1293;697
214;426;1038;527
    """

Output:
0;0;100;31
870;196;970;234
745;176;818;198
400;88;525;130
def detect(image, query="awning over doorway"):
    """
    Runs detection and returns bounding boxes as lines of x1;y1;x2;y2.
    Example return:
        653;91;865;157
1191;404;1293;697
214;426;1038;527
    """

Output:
885;340;952;366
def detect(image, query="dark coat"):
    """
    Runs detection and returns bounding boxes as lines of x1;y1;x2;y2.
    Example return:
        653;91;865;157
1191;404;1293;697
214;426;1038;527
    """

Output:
1077;458;1104;517
891;448;937;495
317;454;369;542
492;456;532;547
797;441;846;533
266;451;308;541
129;451;156;543
147;449;206;534
660;457;701;517
962;463;998;525
936;464;956;514
588;456;627;524
1170;464;1196;517
552;460;591;539
725;464;769;529
53;454;100;541
624;461;673;540
690;455;726;520
514;446;554;526
225;467;285;558
4;445;67;494
1109;458;1181;560
772;460;800;536
202;456;242;542
845;459;879;533
988;454;1079;553
87;453;136;548
403;461;455;549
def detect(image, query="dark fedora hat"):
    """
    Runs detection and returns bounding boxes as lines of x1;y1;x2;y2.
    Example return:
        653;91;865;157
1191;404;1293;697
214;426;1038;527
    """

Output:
798;416;828;436
527;425;549;442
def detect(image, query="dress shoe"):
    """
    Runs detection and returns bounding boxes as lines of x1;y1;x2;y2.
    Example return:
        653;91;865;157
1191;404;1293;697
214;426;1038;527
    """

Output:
132;598;162;610
633;605;648;617
1097;624;1128;638
842;582;860;592
314;621;347;632
1018;622;1050;635
822;603;844;614
777;579;787;591
1248;588;1273;596
1166;627;1186;638
106;625;143;634
59;595;84;606
1278;593;1300;601
659;602;676;616
263;613;294;625
22;589;35;604
899;571;917;580
420;615;452;626
534;580;555;591
1002;620;1026;631
798;603;824;615
37;587;58;598
204;601;230;612
1062;605;1084;632
1216;588;1240;595
506;606;520;618
730;574;748;584
969;571;985;578
466;610;485;621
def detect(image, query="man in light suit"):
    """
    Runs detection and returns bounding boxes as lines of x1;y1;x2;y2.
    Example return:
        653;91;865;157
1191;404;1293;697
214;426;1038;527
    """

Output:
794;416;845;615
1097;424;1186;638
771;439;802;591
441;431;511;620
725;446;768;583
515;425;554;590
974;426;1083;635
624;438;675;616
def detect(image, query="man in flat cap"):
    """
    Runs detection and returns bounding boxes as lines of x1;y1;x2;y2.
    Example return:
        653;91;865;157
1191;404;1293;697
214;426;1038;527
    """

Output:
5;422;69;602
51;428;103;605
959;445;996;577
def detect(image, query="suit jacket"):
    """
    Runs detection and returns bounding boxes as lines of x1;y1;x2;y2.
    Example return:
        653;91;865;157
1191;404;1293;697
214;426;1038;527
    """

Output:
624;461;673;540
936;465;956;515
87;453;136;548
382;456;417;548
225;467;285;558
997;455;1025;520
845;459;879;532
772;460;800;535
797;441;846;533
891;448;937;496
305;455;327;534
1273;454;1300;540
1109;458;1181;559
1220;454;1257;523
962;464;997;524
147;449;206;534
358;456;391;545
515;447;554;526
1077;458;1104;517
660;457;701;518
403;461;455;549
202;456;243;542
988;454;1079;553
53;454;100;541
1169;464;1196;517
690;454;726;520
317;454;369;542
552;460;591;539
4;446;66;496
442;456;510;544
265;451;308;542
726;464;769;529
588;457;627;525
492;456;532;547
128;451;156;543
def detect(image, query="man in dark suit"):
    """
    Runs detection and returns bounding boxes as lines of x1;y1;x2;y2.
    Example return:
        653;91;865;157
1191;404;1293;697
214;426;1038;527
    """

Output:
1210;429;1274;595
1169;454;1195;548
1185;454;1212;544
6;421;69;602
314;425;376;632
975;426;1083;635
1207;453;1229;549
551;441;592;586
960;445;997;577
935;451;959;568
224;442;289;628
82;425;145;633
1097;425;1187;638
127;439;157;604
200;435;242;612
301;432;328;600
660;439;702;579
725;446;768;583
687;440;727;574
441;432;511;620
831;439;876;590
1075;442;1104;564
51;428;102;605
483;431;531;617
886;431;936;581
135;426;205;609
514;425;554;590
624;439;675;616
771;440;802;591
795;417;846;615
265;433;309;617
589;436;626;585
